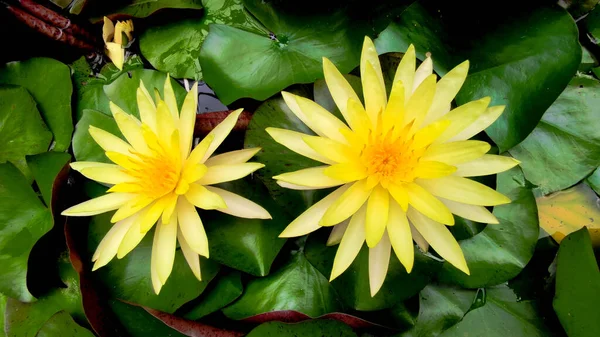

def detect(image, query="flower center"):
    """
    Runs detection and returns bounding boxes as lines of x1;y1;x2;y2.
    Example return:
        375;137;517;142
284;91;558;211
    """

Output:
130;152;180;199
360;133;423;184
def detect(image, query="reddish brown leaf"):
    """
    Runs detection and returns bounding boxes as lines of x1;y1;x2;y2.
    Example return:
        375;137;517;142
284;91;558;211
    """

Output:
143;306;245;337
194;110;253;137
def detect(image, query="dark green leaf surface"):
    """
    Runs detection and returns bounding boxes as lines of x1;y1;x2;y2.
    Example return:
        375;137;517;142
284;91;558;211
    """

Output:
27;152;71;207
305;231;441;311
375;1;581;151
110;300;187;337
184;271;243;320
0;86;52;179
438;166;539;288
0;163;53;302
510;76;600;195
140;0;264;79
72;109;122;163
101;0;202;18
246;319;357;337
36;311;95;337
223;253;343;319
553;228;600;337
0;58;73;151
87;212;220;313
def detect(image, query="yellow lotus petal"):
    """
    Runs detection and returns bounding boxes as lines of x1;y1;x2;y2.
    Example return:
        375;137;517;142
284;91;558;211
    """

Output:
394;44;416;99
177;198;209;257
274;166;346;189
62;193;135;217
139;197;169;233
184;134;214;174
434;97;491;144
382;80;405;134
92;215;136;271
71;162;132;185
303;135;359;164
110;102;149;154
205;148;261;166
411;223;429;252
160;193;178;224
362;61;387;125
321;179;373;227
117;216;146;258
387;201;414;272
137;81;158;132
413;56;433;92
451;105;505;141
102;17;114;43
454;154;520;177
405;182;454;225
105;42;124;70
330;205;366;281
417;176;511;206
407;207;469;274
153;88;162;103
276;181;317;190
326;220;349;246
366;185;389;248
177;228;201;281
421;140;490;165
151;225;162;294
346;98;371;138
368;231;391;296
197;163;264;185
424;60;469;125
205;186;271;219
279;184;349;237
154;216;178;285
439;197;499;224
322;57;362;123
202;109;243;162
388;183;409;211
185;183;226;210
361;37;386;102
266;128;334;164
89;125;133;155
163;74;179;121
156;100;176;143
414;160;456;179
179;82;199;158
412;120;451;149
404;74;436;128
111;194;154;223
323;162;368;182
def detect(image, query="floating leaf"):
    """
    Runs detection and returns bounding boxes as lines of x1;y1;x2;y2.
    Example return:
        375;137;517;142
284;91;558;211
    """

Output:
36;311;95;337
587;167;600;194
553;227;600;337
183;271;243;320
246;319;357;337
73;109;122;163
109;300;188;337
27;152;71;208
0;58;73;151
98;0;203;19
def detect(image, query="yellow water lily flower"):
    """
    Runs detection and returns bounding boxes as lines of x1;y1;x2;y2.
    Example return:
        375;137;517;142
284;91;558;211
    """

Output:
102;17;134;70
268;37;519;296
62;75;271;294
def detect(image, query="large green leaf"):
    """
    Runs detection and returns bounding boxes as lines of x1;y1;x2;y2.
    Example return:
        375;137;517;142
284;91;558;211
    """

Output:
375;1;581;151
183;271;243;320
99;0;202;18
0;86;52;178
246;319;357;337
553;228;600;337
0;58;73;152
509;76;600;194
202;178;289;276
27;152;72;207
587;167;600;194
223;253;343;319
73;109;122;163
36;311;95;337
87;212;220;313
438;166;539;288
109;300;187;337
139;0;264;80
0;163;53;302
305;230;441;311
440;285;554;337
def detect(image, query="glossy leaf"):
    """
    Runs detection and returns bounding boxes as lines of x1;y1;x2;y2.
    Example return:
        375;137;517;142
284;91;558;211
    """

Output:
109;300;188;337
537;183;600;246
202;178;289;276
438;166;539;288
140;0;263;79
0;57;73;151
246;319;357;337
0;163;53;302
553;227;600;337
99;0;202;19
305;230;441;311
0;86;52;179
223;253;343;319
72;109;122;163
87;211;220;313
440;286;554;337
510;76;600;194
36;311;95;337
375;1;581;151
184;271;243;320
27;152;71;207
588;167;600;194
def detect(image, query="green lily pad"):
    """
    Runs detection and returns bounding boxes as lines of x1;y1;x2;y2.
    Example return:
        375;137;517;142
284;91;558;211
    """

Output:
73;109;122;163
587;167;600;194
140;0;264;80
223;253;343;319
305;230;442;311
36;311;95;337
183;270;243;320
110;300;187;337
202;178;289;276
553;227;600;337
27;152;71;207
98;0;202;19
509;75;600;195
0;86;53;179
246;319;357;337
87;211;220;313
440;286;554;337
0;57;73;152
0;163;54;302
438;166;539;288
375;1;581;151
